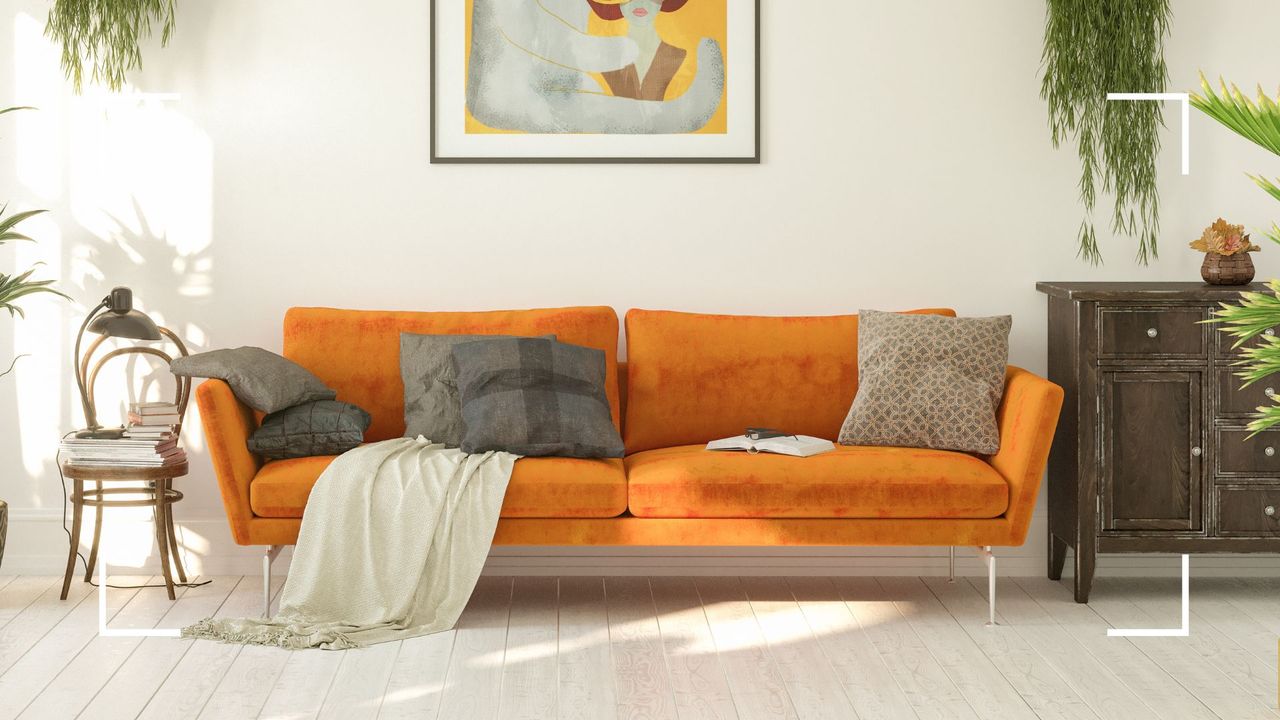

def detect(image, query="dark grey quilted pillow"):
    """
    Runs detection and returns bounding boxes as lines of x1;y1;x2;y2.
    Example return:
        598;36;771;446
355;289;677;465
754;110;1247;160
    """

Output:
451;337;623;458
247;400;372;459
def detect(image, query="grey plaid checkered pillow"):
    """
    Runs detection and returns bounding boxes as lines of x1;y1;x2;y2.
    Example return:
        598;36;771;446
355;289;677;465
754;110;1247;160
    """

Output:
451;337;623;458
400;333;555;447
248;400;372;459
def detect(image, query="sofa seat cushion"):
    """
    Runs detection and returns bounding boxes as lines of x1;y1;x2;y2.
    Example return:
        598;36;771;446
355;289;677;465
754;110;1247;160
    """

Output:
625;444;1009;519
249;454;628;519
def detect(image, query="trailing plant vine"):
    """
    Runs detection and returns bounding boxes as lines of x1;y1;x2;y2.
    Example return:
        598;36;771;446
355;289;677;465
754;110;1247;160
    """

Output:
1041;0;1172;264
45;0;176;92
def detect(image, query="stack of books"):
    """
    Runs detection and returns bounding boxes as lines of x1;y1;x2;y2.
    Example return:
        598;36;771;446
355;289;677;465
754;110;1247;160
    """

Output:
125;402;181;440
60;402;186;468
59;436;186;468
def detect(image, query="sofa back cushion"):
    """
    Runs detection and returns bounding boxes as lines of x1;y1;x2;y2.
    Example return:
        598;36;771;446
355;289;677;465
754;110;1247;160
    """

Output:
623;308;956;453
283;306;620;442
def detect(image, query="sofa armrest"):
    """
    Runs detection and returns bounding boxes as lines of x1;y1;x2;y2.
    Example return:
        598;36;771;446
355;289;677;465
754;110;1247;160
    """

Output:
194;379;264;545
988;366;1064;544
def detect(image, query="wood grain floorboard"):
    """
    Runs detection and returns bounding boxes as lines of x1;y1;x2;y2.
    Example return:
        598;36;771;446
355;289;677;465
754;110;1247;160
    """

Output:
1084;578;1279;720
740;576;858;720
921;576;1098;720
0;574;1275;719
0;576;146;720
605;577;679;720
497;576;559;720
787;576;918;720
81;577;240;720
877;577;1036;720
137;573;284;720
1013;577;1220;720
19;575;193;719
833;576;978;720
557;577;618;720
435;576;515;720
375;625;456;720
648;576;738;720
694;577;797;720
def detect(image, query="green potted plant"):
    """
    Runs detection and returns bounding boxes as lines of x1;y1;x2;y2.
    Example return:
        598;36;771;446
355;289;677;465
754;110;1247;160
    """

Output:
0;106;70;569
1189;217;1261;285
1195;78;1280;432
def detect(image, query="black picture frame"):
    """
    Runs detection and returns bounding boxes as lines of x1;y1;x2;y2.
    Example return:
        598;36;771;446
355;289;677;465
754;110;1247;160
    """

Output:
429;0;760;164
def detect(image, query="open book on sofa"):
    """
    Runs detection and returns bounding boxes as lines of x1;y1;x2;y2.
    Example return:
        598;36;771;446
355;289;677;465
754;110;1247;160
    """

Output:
706;433;835;457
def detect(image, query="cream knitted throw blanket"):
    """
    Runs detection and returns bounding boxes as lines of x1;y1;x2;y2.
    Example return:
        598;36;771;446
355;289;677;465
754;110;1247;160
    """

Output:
183;437;517;649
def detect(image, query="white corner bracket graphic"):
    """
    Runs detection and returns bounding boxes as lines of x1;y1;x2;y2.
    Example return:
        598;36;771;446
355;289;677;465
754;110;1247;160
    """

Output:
98;537;182;638
1105;92;1191;175
1106;554;1190;637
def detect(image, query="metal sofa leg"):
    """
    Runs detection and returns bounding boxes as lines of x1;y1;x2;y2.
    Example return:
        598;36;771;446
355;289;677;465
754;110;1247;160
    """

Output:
262;545;282;618
948;546;956;583
977;545;996;626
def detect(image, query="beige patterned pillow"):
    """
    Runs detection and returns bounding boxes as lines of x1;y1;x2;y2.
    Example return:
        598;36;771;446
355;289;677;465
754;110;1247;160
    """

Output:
838;310;1011;454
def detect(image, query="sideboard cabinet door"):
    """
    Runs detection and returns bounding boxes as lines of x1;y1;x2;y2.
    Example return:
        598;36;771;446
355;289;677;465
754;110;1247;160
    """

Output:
1100;371;1203;532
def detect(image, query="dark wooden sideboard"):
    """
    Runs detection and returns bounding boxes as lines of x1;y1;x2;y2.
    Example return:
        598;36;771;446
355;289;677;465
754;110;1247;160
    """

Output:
1037;281;1280;602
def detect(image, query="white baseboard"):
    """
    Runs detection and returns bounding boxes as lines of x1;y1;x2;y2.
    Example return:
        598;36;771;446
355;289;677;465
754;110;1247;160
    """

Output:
6;508;1280;578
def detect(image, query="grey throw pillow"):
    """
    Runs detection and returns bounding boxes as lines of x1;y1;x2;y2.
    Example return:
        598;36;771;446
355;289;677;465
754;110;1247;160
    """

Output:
400;332;553;447
838;310;1011;454
451;337;624;458
247;400;372;459
170;346;336;414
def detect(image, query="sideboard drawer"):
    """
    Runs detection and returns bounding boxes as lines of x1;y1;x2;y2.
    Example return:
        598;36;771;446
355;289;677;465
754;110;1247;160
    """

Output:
1216;487;1280;536
1100;307;1207;359
1217;429;1280;476
1215;324;1278;356
1215;369;1276;418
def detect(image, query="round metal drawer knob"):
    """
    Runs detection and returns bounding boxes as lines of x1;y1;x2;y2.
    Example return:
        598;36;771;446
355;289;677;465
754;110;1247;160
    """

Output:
1267;387;1276;398
1267;447;1276;457
1191;446;1202;457
1146;327;1159;338
1266;506;1276;517
1267;328;1276;337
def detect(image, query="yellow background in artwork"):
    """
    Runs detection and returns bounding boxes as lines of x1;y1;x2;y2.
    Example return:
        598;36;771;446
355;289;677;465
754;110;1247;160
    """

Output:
463;0;728;134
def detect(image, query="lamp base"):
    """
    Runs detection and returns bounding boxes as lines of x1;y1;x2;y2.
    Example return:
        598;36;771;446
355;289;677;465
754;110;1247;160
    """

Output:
74;426;127;440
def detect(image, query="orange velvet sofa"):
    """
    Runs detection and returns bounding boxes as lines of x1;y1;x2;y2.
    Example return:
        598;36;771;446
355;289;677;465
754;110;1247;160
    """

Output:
197;306;1063;619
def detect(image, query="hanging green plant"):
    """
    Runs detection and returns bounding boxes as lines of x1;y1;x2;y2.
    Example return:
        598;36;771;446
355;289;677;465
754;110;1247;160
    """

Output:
45;0;176;92
1040;0;1172;264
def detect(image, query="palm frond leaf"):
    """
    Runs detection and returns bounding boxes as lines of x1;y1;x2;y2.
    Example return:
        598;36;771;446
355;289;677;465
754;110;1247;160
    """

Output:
0;265;71;319
1190;74;1280;156
0;207;47;245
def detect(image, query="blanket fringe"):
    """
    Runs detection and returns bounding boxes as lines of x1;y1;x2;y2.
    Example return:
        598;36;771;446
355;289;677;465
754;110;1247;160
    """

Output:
181;618;364;651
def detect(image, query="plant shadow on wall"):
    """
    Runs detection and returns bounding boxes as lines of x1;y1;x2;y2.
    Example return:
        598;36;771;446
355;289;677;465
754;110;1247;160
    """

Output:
72;197;213;423
1041;0;1172;264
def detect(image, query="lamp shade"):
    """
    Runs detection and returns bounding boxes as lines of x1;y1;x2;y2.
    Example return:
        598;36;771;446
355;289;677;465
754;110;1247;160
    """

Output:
86;308;162;340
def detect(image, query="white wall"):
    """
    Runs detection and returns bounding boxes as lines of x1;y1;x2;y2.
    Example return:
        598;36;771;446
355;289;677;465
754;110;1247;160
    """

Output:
3;0;1280;577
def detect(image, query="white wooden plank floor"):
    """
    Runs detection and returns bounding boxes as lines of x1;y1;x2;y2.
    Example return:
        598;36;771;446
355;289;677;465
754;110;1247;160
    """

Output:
0;575;1276;720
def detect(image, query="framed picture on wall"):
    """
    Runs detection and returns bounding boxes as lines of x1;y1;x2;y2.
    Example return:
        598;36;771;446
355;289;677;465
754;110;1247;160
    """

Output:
430;0;760;163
